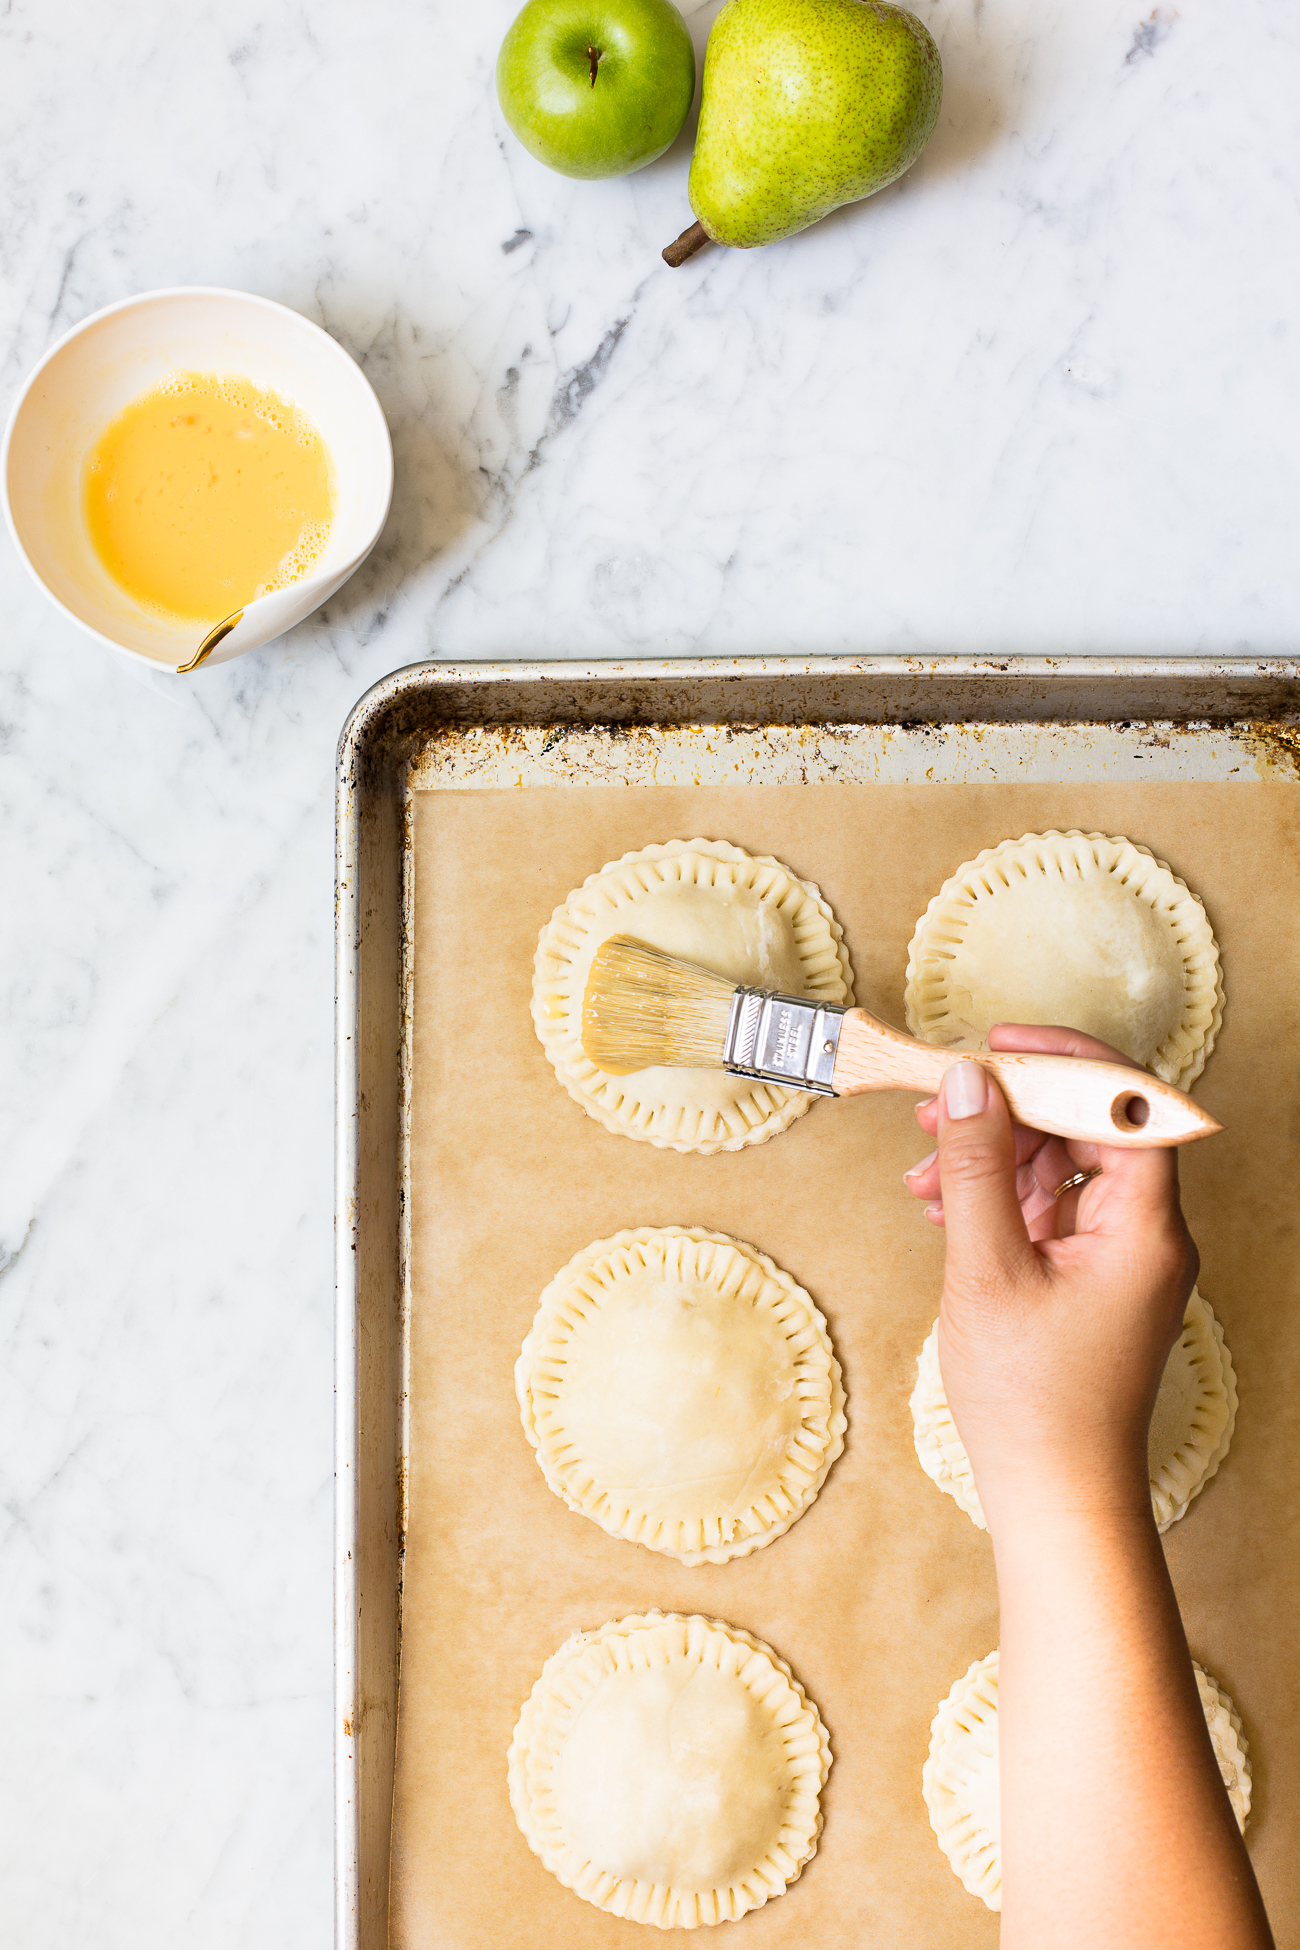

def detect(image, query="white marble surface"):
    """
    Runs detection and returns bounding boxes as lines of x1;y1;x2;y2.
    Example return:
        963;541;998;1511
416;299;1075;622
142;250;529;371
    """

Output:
0;0;1296;1941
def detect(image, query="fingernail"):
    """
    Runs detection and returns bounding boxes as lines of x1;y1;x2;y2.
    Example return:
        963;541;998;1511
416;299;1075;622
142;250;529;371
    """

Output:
942;1060;988;1119
924;1202;944;1224
904;1149;938;1183
916;1096;936;1112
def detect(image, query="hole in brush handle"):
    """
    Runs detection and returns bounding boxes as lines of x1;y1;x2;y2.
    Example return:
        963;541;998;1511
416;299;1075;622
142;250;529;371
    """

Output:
1111;1091;1152;1131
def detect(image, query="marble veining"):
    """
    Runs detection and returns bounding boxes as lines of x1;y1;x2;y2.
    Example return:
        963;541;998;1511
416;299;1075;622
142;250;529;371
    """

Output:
0;0;1297;1942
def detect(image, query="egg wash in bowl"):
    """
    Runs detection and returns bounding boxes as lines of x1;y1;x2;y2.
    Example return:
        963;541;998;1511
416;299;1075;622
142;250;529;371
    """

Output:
83;371;335;626
3;287;393;670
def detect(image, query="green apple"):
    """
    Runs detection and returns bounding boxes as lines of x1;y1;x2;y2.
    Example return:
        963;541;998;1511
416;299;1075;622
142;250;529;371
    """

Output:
496;0;696;180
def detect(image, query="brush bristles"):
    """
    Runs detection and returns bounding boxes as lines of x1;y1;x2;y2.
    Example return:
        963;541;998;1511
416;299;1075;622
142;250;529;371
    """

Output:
581;936;736;1073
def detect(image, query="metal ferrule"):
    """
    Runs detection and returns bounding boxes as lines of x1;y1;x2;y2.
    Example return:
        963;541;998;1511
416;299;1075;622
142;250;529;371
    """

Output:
722;987;847;1095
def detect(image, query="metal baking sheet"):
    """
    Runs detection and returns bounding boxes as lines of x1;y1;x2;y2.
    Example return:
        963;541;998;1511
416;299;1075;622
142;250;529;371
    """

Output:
334;656;1299;1950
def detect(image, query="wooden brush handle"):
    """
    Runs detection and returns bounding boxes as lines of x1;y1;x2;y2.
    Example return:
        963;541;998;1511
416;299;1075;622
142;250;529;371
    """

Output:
830;1009;1222;1148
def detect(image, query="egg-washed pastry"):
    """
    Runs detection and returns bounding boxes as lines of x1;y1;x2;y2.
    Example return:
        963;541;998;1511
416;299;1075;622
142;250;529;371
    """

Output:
517;1227;846;1565
532;839;853;1153
923;1648;1250;1911
910;1288;1237;1534
508;1611;832;1930
904;831;1223;1090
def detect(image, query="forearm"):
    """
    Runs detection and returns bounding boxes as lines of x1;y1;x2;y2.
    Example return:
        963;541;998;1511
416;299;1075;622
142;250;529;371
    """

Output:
993;1500;1272;1950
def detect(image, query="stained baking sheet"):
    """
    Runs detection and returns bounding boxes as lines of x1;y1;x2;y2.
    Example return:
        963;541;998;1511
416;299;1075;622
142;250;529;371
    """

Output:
389;768;1300;1948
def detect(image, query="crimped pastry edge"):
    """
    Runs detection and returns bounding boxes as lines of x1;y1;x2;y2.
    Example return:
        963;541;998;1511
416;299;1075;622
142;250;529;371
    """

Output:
903;829;1224;1091
923;1648;1251;1913
532;839;854;1154
507;1610;833;1930
1150;1292;1239;1529
517;1226;847;1565
922;1649;1002;1910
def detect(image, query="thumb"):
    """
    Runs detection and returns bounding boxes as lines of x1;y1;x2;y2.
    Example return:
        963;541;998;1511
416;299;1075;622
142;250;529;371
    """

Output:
936;1060;1036;1293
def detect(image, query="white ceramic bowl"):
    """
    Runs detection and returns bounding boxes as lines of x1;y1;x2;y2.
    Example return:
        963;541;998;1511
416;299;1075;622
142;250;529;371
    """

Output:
2;288;393;673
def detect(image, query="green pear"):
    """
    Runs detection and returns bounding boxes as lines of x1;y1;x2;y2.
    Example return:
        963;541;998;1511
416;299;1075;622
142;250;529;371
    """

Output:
665;0;941;261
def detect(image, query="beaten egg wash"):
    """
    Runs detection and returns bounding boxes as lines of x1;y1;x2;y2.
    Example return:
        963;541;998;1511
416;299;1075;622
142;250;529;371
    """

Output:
83;372;334;623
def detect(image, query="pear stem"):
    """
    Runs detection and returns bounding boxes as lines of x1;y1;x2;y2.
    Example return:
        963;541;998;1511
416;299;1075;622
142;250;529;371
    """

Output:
662;220;711;268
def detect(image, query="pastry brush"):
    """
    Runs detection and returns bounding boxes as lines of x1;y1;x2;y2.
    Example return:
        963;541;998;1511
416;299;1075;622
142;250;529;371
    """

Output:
581;936;1223;1148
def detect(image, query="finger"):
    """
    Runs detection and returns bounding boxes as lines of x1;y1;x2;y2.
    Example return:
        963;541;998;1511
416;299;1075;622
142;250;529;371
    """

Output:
1019;1158;1066;1230
1082;1144;1181;1238
935;1060;1038;1293
1029;1134;1077;1200
911;1150;1058;1243
922;1152;1064;1229
903;1147;939;1198
911;1117;1049;1181
909;1116;1053;1206
987;1022;1146;1070
987;1022;1182;1230
914;1122;1064;1205
1025;1171;1099;1243
1025;1203;1062;1243
1010;1133;1085;1240
923;1184;1128;1250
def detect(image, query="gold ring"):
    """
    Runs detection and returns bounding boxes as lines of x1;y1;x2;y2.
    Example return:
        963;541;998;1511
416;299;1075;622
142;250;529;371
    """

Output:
1053;1166;1102;1201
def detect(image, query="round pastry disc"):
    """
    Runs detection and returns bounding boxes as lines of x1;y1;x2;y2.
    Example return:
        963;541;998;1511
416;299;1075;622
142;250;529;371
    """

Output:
509;1611;833;1930
517;1227;846;1565
904;830;1223;1090
532;838;853;1153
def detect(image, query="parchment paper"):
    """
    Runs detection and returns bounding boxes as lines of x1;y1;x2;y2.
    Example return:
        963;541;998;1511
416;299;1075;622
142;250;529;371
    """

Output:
392;782;1300;1948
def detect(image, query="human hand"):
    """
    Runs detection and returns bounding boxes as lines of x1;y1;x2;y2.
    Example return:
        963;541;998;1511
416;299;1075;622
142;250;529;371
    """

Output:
903;1026;1200;1534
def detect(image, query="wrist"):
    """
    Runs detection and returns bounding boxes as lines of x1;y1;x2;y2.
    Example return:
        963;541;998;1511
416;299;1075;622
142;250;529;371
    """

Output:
988;1493;1163;1620
976;1453;1156;1553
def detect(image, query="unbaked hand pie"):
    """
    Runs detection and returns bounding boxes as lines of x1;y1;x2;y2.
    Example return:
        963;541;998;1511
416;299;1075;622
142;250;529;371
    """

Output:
532;839;854;1153
904;831;1223;1089
508;1611;832;1929
910;1288;1237;1534
517;1228;846;1566
923;1647;1251;1911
